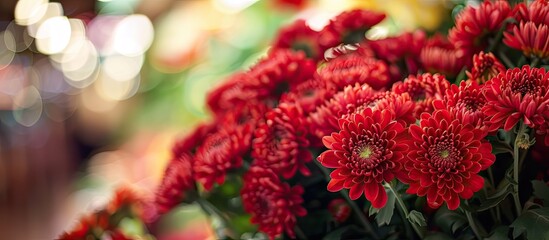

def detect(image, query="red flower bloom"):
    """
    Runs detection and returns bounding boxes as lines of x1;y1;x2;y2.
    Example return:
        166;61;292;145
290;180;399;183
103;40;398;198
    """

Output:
483;65;549;131
59;211;132;240
280;78;335;114
241;166;307;239
406;110;495;210
373;92;416;127
194;126;251;190
206;72;259;115
252;103;312;179
449;0;513;60
504;22;549;61
272;19;323;60
368;30;426;75
392;73;450;118
434;80;494;133
247;49;316;103
319;9;386;49
156;153;195;214
466;51;506;84
308;84;384;144
172;122;215;156
318;54;391;90
420;34;466;77
328;199;351;223
318;109;409;208
514;0;549;26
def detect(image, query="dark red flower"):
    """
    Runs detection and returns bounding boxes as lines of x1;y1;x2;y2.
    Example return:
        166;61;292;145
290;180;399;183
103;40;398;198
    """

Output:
59;211;132;240
194;126;251;190
272;19;323;60
279;77;335;114
252;103;311;179
328;199;351;223
308;84;384;144
483;65;549;131
514;0;549;26
206;72;259;115
504;22;549;61
466;51;506;84
449;0;513;60
420;34;466;77
318;54;391;90
156;153;195;214
434;80;494;133
367;30;427;75
372;92;416;127
392;73;450;118
241;166;307;239
406;110;495;210
172;122;215;156
247;49;316;104
318;9;386;49
318;109;409;208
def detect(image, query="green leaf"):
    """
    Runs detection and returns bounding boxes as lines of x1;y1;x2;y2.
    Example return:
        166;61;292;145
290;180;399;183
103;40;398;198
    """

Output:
408;210;427;227
475;180;513;212
372;186;396;226
485;226;510;240
533;180;549;204
434;207;468;234
510;207;549;240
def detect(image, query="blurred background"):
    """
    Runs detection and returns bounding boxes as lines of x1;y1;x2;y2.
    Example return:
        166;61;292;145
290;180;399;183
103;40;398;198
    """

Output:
0;0;456;239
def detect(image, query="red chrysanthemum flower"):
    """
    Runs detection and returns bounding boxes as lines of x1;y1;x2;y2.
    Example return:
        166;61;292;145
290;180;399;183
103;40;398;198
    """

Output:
372;92;416;127
328;199;351;223
59;211;132;240
406;109;495;210
241;166;307;240
172;122;216;156
420;34;466;77
308;84;385;144
367;30;427;75
194;126;251;190
504;22;549;61
279;77;335;114
449;0;513;60
483;65;549;131
156;153;195;214
272;19;323;60
318;109;409;208
318;54;391;90
514;0;549;26
272;0;307;10
247;49;316;103
392;73;450;118
206;72;260;115
466;51;506;84
318;9;386;49
434;80;494;133
252;103;312;179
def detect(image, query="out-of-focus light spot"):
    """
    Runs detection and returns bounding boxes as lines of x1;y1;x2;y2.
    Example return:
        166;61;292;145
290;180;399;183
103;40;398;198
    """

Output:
60;40;100;88
27;2;63;37
33;59;70;99
0;31;15;70
366;26;389;40
14;0;49;26
81;86;118;113
303;10;339;31
102;54;143;82
112;15;154;57
95;69;140;101
3;30;17;53
35;16;71;55
49;18;86;64
6;22;33;52
213;0;259;14
13;86;43;127
183;66;219;117
218;10;264;49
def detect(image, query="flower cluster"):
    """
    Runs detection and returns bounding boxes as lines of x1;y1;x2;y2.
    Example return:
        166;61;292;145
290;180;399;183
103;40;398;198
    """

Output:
64;1;549;239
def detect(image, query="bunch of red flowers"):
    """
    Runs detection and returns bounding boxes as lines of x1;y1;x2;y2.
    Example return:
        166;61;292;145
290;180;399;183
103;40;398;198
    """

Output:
63;1;549;239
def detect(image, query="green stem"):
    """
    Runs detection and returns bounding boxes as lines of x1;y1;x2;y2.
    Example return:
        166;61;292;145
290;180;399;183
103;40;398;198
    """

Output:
512;121;528;217
462;204;487;240
530;57;540;67
385;182;424;239
498;51;515;68
294;225;307;240
314;161;379;239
